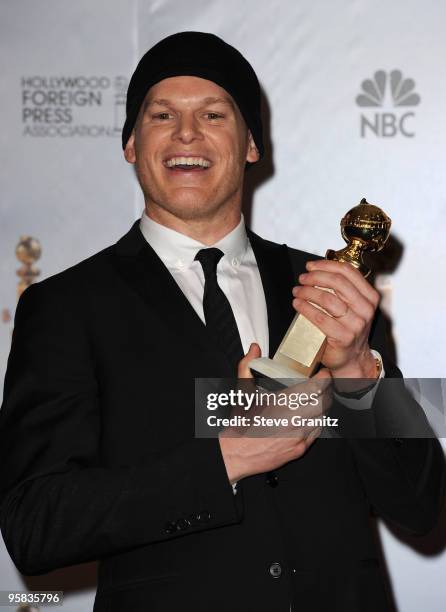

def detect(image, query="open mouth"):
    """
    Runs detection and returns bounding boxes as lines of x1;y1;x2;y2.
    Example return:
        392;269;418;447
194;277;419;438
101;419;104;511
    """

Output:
163;156;212;172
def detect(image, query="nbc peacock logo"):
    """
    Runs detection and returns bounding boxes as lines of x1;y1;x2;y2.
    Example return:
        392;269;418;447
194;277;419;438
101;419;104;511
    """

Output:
356;70;420;138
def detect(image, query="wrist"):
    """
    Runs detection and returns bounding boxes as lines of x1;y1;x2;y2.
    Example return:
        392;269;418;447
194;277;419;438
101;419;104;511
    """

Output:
331;349;378;380
331;350;381;395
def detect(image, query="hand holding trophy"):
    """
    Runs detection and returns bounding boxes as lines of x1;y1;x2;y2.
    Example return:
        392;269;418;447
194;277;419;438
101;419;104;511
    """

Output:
250;198;391;387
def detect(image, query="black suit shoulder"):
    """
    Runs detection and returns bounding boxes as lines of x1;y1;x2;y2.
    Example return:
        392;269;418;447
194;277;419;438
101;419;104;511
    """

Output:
248;227;322;261
286;244;323;262
25;244;115;298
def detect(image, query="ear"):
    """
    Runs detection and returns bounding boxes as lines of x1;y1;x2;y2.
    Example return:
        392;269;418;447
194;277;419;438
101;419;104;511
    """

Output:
246;130;260;163
124;131;136;164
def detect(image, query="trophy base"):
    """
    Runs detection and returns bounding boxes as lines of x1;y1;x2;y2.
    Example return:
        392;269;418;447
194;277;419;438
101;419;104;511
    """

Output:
249;357;308;391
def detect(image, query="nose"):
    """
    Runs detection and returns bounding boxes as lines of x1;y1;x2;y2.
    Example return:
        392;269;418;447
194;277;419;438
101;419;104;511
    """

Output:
172;112;204;144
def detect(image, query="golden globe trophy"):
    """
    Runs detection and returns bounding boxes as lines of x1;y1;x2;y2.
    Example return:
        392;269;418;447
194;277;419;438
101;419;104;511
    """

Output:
250;198;391;386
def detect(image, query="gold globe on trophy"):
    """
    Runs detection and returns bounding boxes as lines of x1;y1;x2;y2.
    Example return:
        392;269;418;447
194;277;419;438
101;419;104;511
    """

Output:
250;198;392;385
326;198;392;277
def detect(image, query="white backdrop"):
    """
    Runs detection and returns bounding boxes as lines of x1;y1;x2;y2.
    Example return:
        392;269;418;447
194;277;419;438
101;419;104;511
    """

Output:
0;1;445;610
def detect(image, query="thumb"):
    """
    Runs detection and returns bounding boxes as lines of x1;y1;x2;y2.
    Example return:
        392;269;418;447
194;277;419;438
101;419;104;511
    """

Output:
238;342;262;378
313;367;332;381
311;367;333;393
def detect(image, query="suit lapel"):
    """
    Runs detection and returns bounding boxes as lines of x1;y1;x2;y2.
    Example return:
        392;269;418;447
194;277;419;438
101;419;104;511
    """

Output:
112;221;232;373
247;229;296;357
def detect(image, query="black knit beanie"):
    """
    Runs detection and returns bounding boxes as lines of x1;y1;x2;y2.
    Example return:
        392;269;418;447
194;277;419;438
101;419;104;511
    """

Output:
122;31;264;161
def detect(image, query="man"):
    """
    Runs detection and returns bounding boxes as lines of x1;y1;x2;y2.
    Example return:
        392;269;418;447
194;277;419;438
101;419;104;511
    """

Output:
0;32;444;612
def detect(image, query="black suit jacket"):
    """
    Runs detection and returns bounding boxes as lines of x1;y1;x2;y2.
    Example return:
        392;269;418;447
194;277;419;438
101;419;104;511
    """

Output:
0;221;444;612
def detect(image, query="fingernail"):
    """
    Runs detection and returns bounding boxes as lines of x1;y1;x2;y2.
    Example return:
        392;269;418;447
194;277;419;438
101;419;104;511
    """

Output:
299;273;307;281
306;261;315;269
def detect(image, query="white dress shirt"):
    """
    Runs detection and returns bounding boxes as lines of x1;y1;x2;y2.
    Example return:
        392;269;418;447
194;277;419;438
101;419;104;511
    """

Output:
139;211;269;359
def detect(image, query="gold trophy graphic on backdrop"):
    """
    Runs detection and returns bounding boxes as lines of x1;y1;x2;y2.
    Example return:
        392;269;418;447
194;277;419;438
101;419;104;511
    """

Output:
16;236;41;299
2;236;41;328
250;198;391;385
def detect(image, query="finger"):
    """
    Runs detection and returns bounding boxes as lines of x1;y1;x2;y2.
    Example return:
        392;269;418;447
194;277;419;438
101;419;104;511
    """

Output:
238;342;262;378
297;270;375;321
293;286;369;336
293;296;365;346
292;285;350;318
305;259;380;307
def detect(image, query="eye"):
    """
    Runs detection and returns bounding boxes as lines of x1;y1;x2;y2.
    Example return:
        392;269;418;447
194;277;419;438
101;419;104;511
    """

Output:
152;112;172;120
205;112;224;120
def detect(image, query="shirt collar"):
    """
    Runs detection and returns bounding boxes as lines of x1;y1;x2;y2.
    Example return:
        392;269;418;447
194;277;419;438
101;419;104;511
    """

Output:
139;210;248;269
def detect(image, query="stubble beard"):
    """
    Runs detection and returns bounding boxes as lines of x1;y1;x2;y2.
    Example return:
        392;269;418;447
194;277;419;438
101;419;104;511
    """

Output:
139;172;243;224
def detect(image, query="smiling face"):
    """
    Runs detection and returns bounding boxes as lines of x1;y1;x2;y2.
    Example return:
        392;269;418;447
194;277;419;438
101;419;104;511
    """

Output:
124;76;259;226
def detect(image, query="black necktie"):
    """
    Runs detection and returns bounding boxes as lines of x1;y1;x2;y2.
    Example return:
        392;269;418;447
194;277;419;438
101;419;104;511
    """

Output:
195;248;244;372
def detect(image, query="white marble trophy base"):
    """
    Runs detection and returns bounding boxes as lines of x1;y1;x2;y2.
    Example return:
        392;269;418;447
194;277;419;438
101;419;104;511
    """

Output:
249;357;308;390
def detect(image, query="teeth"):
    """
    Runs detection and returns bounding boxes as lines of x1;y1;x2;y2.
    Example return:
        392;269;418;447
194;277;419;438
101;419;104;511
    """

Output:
165;156;211;168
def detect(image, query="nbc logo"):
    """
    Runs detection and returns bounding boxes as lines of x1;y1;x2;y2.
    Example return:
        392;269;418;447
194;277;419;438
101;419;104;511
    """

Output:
356;70;420;138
